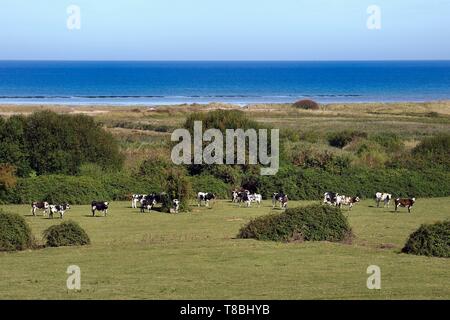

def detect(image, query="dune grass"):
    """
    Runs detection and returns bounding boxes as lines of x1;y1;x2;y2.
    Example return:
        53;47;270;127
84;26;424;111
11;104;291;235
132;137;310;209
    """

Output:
0;198;449;300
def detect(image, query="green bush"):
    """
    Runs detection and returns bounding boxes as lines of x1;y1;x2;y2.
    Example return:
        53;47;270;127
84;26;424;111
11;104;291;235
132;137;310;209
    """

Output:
0;210;34;251
402;221;450;258
191;174;229;199
43;221;90;247
292;99;320;110
9;175;109;204
162;168;193;212
328;131;368;148
238;204;353;242
0;111;123;176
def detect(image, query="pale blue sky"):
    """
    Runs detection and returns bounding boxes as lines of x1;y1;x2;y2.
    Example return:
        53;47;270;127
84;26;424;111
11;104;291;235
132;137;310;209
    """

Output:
1;0;449;60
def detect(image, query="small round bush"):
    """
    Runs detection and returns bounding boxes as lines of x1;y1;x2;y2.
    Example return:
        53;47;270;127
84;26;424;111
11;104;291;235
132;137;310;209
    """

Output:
402;221;449;258
238;204;353;242
0;210;34;251
43;221;90;247
292;99;320;110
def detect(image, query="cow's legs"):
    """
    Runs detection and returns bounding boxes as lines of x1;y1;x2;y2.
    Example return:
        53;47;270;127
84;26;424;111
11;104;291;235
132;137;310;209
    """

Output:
60;211;64;219
104;209;107;216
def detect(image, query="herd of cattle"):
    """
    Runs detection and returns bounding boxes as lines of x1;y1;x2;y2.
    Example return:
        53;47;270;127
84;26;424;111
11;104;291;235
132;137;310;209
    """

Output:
29;190;416;218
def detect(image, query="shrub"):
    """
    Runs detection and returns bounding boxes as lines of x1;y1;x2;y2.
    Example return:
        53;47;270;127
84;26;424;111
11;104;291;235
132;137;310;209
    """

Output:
328;131;367;148
411;134;450;170
0;111;123;176
292;99;320;110
402;221;450;258
162;168;193;212
191;174;229;199
43;221;90;247
0;210;34;251
238;204;353;242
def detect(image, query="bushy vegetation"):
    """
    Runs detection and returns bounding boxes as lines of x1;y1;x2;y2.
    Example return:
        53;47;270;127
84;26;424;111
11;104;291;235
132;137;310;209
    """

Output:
292;99;320;110
238;204;353;242
328;130;368;148
43;221;90;247
191;174;230;199
0;111;123;176
0;210;34;251
402;221;450;258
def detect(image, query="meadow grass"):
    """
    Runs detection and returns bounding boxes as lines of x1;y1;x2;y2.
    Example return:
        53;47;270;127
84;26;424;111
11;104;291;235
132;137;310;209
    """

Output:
0;198;449;299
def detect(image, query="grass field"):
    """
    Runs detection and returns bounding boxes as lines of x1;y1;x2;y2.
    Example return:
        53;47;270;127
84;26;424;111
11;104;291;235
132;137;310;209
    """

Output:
1;198;449;299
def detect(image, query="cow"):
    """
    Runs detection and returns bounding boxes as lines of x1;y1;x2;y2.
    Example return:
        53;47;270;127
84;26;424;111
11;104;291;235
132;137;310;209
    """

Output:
375;192;392;208
170;199;180;213
272;193;288;209
231;190;239;203
92;201;109;216
48;203;70;219
131;194;144;208
237;191;251;207
323;192;339;206
31;201;49;216
197;192;216;207
339;196;360;210
249;193;262;207
140;196;157;213
394;198;416;213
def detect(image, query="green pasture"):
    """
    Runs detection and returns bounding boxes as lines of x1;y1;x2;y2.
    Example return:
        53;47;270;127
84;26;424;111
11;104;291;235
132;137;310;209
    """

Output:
0;198;449;299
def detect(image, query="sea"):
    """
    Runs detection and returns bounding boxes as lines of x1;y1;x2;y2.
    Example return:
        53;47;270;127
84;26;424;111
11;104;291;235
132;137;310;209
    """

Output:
0;60;449;105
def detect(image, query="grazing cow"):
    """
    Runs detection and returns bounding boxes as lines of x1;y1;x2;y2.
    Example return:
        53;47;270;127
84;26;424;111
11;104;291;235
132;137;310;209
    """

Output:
49;203;70;219
323;192;339;206
31;201;49;216
339;196;360;210
272;193;288;209
140;196;157;213
170;199;180;213
394;198;416;213
92;201;109;216
197;192;216;207
249;193;262;207
131;194;144;208
375;192;392;208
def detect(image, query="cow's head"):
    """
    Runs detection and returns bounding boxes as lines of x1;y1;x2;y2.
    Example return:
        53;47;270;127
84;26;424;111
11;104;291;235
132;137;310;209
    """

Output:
104;202;109;208
354;197;360;203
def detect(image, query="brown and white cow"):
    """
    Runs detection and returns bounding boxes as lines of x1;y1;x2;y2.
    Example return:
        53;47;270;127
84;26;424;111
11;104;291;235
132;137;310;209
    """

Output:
394;198;416;213
31;201;49;216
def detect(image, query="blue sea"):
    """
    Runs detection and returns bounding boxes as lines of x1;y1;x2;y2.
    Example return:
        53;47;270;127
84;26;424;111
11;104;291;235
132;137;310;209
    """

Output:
0;61;449;105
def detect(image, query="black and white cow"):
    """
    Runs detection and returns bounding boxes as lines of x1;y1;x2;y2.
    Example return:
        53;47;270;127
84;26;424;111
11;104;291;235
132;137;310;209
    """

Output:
249;193;262;207
140;195;157;213
237;191;251;207
375;192;392;208
323;192;339;206
49;203;70;219
394;198;416;213
338;196;360;210
231;190;239;203
197;192;216;207
92;201;109;216
31;201;49;216
131;194;144;208
170;199;180;213
272;193;288;209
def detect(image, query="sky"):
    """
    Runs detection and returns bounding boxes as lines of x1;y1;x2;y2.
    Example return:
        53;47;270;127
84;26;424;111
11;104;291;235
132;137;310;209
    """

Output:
0;0;449;60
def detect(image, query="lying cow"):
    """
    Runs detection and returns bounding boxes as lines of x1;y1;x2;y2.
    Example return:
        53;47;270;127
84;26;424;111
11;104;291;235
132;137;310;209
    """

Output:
339;196;360;210
197;192;216;207
49;203;70;219
375;192;392;208
31;201;49;216
323;192;339;206
92;201;109;216
272;193;288;209
394;198;416;213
